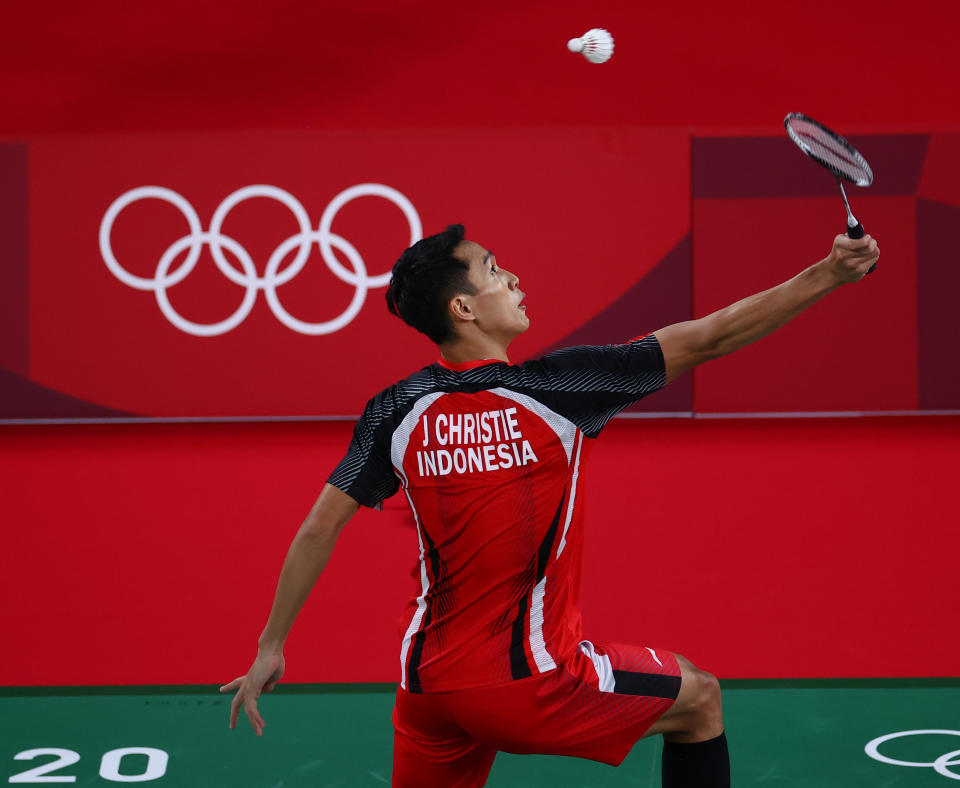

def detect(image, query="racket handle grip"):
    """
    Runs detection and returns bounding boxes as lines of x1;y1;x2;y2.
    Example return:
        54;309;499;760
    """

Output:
846;222;877;274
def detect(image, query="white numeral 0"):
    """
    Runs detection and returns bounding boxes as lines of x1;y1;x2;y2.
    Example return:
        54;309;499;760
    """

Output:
98;749;168;782
9;748;168;783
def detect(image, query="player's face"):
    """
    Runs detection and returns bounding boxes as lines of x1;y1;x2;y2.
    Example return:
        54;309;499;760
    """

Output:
455;241;529;340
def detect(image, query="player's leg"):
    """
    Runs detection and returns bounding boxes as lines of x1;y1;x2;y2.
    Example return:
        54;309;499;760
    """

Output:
392;734;496;788
449;641;682;766
644;653;729;788
392;687;497;788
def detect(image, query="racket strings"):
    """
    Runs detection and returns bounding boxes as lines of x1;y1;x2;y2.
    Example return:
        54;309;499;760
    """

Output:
798;134;869;183
786;118;872;186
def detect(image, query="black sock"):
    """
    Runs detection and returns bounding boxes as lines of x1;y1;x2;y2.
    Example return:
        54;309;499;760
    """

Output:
662;732;730;788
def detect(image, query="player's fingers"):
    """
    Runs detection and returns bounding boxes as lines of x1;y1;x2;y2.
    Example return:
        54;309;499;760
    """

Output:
263;681;277;693
853;257;879;279
841;240;878;267
229;689;245;729
834;233;856;251
244;696;265;736
837;233;876;251
220;677;243;693
860;235;878;253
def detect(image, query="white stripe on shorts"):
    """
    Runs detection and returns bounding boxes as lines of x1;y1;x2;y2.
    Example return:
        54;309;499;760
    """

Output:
578;639;616;693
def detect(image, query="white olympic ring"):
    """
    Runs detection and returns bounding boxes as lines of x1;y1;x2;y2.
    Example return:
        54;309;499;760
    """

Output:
865;730;960;781
99;183;422;336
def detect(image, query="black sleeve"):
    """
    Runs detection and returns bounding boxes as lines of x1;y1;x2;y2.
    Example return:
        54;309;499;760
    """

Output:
515;334;666;437
326;387;400;510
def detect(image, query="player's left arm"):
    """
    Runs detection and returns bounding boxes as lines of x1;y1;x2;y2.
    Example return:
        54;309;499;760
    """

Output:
654;233;879;383
220;483;359;735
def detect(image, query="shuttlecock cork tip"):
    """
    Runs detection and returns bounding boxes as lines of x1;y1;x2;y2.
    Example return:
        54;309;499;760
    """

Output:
567;38;584;53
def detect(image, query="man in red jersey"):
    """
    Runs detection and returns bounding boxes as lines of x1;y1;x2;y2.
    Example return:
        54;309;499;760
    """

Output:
222;225;880;787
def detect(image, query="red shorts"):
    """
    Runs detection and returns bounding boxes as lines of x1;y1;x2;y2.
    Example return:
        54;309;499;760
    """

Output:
392;639;682;787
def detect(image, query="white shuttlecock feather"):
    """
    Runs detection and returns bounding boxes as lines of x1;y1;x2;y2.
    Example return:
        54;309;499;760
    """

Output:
567;28;614;64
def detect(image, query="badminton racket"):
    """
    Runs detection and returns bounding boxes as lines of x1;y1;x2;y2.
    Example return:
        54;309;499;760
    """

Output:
784;112;877;272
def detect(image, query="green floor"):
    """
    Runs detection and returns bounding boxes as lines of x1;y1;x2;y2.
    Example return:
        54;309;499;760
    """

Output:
2;680;958;786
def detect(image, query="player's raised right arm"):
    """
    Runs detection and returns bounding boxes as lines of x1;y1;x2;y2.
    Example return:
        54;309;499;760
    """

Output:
654;234;879;384
220;483;359;735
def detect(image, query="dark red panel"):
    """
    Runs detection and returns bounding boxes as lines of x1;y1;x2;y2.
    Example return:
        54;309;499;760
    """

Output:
693;197;918;413
0;142;28;377
0;369;133;420
693;135;929;199
917;199;960;409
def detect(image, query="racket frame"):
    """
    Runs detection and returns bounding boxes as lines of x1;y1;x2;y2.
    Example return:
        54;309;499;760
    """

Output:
783;112;874;187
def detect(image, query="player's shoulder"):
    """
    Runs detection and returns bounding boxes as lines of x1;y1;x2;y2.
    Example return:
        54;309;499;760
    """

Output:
518;334;662;375
357;362;444;422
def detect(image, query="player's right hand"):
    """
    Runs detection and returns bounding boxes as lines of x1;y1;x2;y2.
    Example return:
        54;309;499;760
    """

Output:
220;650;285;736
826;233;880;283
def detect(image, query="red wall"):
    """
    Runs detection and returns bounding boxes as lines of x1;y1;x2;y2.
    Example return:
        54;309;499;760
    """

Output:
2;0;959;684
3;416;958;684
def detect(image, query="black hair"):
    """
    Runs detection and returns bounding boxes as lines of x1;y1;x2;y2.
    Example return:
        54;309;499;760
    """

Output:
385;224;475;345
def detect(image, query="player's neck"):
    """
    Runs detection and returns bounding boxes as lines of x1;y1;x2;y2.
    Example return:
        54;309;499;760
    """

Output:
439;334;511;365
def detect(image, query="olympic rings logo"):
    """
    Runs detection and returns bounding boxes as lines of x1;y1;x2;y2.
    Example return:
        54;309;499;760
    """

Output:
865;730;960;781
99;184;422;336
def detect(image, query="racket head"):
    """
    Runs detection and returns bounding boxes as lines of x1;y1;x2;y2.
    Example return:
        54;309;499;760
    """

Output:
784;112;874;187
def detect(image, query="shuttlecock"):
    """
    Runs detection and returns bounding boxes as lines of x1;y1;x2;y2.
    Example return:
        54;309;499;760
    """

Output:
567;28;614;64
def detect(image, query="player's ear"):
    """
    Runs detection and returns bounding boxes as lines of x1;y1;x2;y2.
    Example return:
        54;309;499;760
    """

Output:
449;294;475;323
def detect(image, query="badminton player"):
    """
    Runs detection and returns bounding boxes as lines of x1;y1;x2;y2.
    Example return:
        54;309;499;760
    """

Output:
222;225;880;787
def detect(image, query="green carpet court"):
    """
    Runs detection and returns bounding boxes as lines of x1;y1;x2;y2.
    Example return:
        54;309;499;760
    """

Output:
2;680;958;786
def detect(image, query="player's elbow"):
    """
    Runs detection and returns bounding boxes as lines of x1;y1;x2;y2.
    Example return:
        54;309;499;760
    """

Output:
658;318;727;382
299;510;344;543
297;484;359;541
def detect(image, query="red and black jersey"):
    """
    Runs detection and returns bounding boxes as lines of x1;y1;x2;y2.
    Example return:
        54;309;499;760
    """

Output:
328;336;665;693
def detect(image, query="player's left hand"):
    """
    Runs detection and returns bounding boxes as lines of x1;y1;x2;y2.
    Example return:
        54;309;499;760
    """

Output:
220;650;285;736
825;233;880;283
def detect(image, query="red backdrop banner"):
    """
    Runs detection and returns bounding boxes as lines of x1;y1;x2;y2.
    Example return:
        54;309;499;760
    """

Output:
5;128;688;418
5;129;960;418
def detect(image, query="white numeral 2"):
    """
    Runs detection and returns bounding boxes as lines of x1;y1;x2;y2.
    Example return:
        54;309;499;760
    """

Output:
9;749;79;783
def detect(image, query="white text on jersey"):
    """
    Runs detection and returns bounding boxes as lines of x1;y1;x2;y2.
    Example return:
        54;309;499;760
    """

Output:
416;408;539;477
421;408;521;447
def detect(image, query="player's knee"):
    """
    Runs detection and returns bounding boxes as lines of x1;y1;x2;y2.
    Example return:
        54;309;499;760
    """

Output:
688;668;723;736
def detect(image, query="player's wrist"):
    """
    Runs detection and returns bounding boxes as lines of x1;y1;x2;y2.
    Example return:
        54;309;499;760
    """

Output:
257;636;285;655
813;257;848;288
